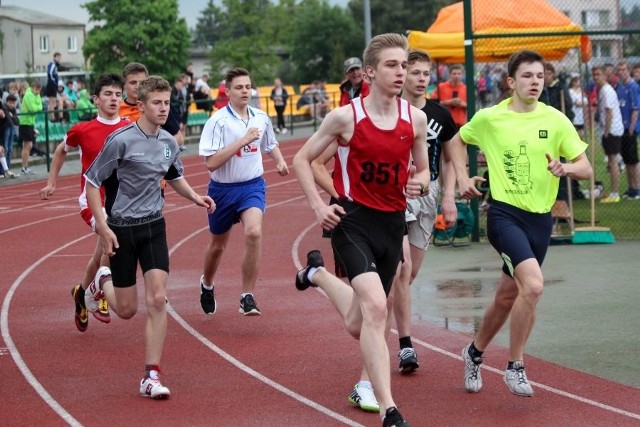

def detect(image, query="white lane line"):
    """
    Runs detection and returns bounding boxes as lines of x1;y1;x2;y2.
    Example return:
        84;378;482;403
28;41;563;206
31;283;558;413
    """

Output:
293;220;640;422
166;196;363;427
1;234;91;427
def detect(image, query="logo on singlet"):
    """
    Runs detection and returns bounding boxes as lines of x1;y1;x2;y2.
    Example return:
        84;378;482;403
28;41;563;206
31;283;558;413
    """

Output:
539;130;548;139
163;144;171;159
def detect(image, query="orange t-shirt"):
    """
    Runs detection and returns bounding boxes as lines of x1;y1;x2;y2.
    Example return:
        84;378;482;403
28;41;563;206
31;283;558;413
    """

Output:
434;81;467;127
119;100;141;121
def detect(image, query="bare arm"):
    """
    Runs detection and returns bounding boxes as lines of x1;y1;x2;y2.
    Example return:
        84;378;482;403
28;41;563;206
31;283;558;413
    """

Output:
39;142;69;199
440;140;458;226
267;145;289;176
407;109;430;197
86;182;119;257
310;141;339;199
167;178;216;213
546;152;592;181
448;132;484;199
293;108;350;230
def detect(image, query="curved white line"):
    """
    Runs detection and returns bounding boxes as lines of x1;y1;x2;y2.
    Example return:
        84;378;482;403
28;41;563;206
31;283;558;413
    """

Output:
1;234;92;427
292;220;640;422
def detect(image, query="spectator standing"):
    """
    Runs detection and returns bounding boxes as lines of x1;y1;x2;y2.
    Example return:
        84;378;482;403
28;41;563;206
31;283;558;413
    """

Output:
633;62;640;85
1;94;19;176
213;79;229;110
194;74;214;113
339;57;370;107
45;52;62;121
270;77;289;134
593;65;625;203
198;67;288;317
568;75;588;139
449;49;591;398
19;81;43;175
615;60;640;200
433;64;468;128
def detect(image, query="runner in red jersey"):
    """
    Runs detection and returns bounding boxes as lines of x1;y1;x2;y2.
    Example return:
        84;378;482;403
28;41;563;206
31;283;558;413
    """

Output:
293;33;430;427
40;73;128;332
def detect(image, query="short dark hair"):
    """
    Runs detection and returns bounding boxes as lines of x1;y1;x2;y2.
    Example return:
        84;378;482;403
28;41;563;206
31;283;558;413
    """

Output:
94;73;124;97
123;62;149;78
225;68;250;87
508;50;544;78
6;94;17;102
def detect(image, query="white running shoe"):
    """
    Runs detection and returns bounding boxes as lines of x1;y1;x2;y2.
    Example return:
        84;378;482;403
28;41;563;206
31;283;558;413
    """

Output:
140;377;171;399
348;382;379;412
504;360;534;397
462;343;483;393
86;267;111;312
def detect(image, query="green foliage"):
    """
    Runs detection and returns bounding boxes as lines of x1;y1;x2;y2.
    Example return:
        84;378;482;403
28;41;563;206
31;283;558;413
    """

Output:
82;0;189;80
289;0;362;83
347;0;453;35
621;6;640;56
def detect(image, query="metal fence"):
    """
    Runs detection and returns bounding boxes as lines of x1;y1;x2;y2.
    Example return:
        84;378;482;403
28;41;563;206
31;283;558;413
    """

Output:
410;0;640;240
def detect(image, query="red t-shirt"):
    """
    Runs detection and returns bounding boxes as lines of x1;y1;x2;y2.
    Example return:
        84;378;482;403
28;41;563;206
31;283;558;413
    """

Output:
333;97;413;212
64;116;129;221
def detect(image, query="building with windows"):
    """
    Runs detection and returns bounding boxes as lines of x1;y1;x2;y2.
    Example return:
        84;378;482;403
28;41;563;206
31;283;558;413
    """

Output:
0;5;86;74
550;0;623;62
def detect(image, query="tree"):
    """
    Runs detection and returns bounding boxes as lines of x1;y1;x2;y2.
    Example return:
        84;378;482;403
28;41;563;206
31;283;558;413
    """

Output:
621;5;640;57
289;0;362;83
347;0;452;36
82;0;189;79
192;0;222;48
201;0;280;85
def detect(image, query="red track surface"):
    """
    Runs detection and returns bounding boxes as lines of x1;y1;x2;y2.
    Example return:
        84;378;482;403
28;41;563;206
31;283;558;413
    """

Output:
1;139;639;426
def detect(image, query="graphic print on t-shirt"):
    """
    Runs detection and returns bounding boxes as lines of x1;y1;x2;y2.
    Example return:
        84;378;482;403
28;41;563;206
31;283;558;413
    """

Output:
504;142;532;193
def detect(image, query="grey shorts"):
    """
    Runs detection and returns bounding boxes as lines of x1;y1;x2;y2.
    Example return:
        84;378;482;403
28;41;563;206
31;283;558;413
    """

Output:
407;181;440;250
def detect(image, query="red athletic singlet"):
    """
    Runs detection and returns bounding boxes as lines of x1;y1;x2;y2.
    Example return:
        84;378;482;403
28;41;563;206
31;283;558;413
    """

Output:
333;97;414;212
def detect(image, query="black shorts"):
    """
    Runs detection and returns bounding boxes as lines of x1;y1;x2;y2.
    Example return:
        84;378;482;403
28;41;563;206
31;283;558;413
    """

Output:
601;134;622;156
331;200;406;296
18;125;35;143
108;218;169;288
487;201;553;278
621;132;639;165
44;82;57;98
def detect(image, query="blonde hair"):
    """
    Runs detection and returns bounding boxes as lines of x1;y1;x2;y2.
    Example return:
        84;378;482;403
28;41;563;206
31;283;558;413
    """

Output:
137;76;171;102
363;33;408;70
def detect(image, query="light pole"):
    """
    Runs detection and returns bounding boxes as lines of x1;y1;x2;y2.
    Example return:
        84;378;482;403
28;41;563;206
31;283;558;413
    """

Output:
364;0;371;45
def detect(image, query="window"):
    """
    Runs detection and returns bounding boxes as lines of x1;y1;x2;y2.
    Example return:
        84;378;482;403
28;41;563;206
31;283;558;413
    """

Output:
67;36;77;53
581;10;611;27
39;35;49;53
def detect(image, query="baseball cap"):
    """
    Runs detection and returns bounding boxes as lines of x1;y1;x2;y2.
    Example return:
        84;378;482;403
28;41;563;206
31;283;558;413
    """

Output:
344;57;363;73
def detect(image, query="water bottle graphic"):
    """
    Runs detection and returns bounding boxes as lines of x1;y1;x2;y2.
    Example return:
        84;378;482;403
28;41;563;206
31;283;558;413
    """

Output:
515;144;530;187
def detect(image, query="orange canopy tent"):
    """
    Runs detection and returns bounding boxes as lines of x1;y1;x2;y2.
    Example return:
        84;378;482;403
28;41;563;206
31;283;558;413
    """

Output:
408;0;591;63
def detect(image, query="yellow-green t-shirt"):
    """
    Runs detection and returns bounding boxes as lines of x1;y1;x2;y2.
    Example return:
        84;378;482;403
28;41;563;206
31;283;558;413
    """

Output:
460;98;587;213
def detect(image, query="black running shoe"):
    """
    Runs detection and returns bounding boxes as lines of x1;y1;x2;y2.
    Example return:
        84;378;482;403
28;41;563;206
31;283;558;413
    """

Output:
71;284;88;332
382;407;410;427
295;250;324;291
398;347;420;374
239;294;261;316
199;275;216;314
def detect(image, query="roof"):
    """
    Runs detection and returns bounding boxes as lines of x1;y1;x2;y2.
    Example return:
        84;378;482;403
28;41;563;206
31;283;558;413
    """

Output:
0;5;85;27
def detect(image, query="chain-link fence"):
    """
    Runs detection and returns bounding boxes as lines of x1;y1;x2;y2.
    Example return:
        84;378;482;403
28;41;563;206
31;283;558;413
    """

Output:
409;0;640;240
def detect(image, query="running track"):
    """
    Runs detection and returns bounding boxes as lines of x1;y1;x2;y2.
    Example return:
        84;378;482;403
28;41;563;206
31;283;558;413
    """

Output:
1;139;638;426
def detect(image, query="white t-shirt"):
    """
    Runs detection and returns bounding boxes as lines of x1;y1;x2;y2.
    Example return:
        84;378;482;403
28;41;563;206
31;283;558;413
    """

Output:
598;83;624;136
199;104;278;183
569;88;587;126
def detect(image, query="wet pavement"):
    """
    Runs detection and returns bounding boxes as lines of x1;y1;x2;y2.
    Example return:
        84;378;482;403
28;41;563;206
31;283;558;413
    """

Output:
412;240;639;388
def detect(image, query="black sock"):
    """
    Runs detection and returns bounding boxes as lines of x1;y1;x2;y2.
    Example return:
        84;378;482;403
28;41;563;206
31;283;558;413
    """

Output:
469;342;484;359
399;336;413;349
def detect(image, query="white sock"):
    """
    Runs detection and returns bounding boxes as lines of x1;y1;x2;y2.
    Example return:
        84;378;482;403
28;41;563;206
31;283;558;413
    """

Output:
241;292;253;298
202;283;213;291
307;266;320;282
0;156;8;171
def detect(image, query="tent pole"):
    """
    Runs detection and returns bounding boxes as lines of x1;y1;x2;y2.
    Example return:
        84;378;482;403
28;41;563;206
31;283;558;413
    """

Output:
463;0;480;241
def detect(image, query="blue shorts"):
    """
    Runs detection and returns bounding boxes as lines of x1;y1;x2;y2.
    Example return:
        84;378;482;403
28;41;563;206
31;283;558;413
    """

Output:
486;200;553;277
207;177;266;235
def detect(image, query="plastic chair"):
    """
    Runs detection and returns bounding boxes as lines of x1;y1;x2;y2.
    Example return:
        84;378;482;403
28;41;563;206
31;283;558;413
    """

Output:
432;201;474;247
